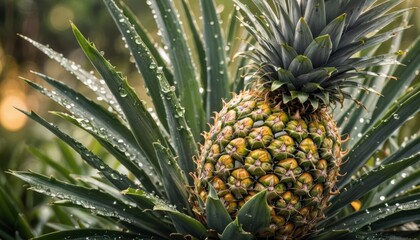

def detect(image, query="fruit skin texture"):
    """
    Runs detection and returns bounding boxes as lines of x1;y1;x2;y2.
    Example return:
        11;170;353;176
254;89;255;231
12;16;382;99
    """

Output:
195;90;343;239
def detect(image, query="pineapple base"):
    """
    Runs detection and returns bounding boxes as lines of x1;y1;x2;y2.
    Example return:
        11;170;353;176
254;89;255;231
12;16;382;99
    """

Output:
195;90;344;239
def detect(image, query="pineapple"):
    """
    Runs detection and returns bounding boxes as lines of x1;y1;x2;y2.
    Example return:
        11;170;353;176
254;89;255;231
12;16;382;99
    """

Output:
194;0;411;238
9;0;420;239
196;92;343;238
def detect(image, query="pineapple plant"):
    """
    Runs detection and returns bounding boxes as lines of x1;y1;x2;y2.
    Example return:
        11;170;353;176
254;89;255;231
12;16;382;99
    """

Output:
7;0;420;239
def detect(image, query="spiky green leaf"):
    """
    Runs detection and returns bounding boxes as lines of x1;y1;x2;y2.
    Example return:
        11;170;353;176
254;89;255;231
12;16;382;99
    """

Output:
237;190;270;234
206;185;232;233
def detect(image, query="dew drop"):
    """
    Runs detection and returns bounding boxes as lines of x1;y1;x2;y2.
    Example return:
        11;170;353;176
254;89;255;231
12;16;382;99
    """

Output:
118;87;128;97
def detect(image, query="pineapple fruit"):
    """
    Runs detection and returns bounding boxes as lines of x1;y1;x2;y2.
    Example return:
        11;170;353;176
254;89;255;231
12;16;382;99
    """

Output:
194;0;408;238
196;91;343;238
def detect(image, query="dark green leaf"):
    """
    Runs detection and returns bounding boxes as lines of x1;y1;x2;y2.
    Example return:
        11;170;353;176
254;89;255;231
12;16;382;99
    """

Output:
103;0;169;131
206;185;232;233
18;35;121;115
237;190;270;234
294;18;313;54
220;219;253;240
288;55;313;77
157;66;198;181
10;171;172;237
119;1;174;86
304;0;326;36
329;152;420;215
370;37;420;126
326;196;420;232
23;74;160;189
153;143;190;214
52;112;159;195
370;209;420;230
180;0;207;101
320;13;346;52
200;0;229;122
154;205;207;239
304;34;332;68
339;85;420;187
18;110;136;192
71;23;169;174
150;0;204;139
33;229;147;240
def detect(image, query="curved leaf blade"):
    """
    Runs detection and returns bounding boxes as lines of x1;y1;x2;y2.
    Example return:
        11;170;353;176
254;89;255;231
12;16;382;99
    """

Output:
153;143;190;214
150;0;204;139
103;0;169;131
339;85;420;187
206;185;232;234
200;0;229;121
33;229;146;240
329;152;420;215
237;190;270;234
220;219;253;240
71;23;169;174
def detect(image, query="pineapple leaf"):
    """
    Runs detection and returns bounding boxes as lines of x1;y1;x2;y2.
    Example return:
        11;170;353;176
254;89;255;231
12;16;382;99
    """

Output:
220;219;253;240
18;35;122;116
10;171;172;237
103;0;169;131
288;55;313;77
200;0;229;121
206;185;233;234
0;188;34;240
149;0;204;139
288;0;302;25
280;44;298;69
23;74;160;189
326;194;420;232
32;229;145;240
356;0;406;25
225;7;239;58
339;83;420;187
293;18;314;54
71;22;169;173
382;136;420;165
52;112;160;195
276;3;295;44
328;152;420;215
370;209;420;231
370;37;420;126
380;168;420;199
304;34;332;68
156;67;198;180
341;8;410;48
237;190;270;235
119;1;174;86
180;0;207;99
153;143;191;214
330;25;409;65
153;205;207;239
18;110;137;191
304;0;326;36
342;0;367;27
319;13;346;52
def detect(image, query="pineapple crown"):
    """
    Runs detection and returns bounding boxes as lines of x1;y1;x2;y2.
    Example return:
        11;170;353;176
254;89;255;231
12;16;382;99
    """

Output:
236;0;410;111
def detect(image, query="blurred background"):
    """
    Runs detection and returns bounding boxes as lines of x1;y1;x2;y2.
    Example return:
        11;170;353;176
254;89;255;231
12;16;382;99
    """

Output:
0;0;419;238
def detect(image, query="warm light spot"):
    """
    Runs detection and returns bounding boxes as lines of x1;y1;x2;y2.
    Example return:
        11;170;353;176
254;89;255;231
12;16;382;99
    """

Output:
49;5;74;31
350;199;362;212
0;95;28;131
